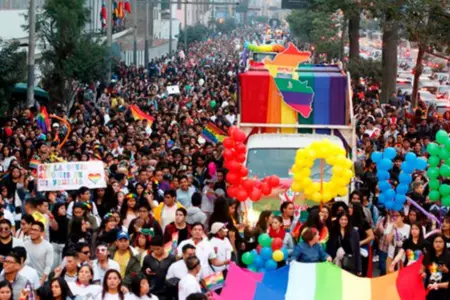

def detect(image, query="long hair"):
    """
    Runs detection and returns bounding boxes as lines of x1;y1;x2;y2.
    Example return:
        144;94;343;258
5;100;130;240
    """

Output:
119;193;138;220
427;233;449;261
130;275;153;298
209;197;232;228
102;269;124;300
0;281;13;300
335;212;353;237
407;221;424;245
350;202;366;228
280;202;294;222
50;277;74;300
256;210;272;233
303;207;324;231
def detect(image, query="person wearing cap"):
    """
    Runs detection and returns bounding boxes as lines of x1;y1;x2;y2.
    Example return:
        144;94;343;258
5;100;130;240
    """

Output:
208;222;233;274
92;242;120;284
110;231;140;287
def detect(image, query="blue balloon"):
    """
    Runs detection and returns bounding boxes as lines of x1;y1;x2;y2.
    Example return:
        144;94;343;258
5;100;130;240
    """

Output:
395;194;406;204
257;268;266;273
380;158;393;171
385;200;395;210
405;152;417;163
371;151;383;163
399;172;412;184
265;259;277;271
386;189;396;200
393;202;404;211
253;255;264;269
281;248;289;260
401;162;415;174
260;247;273;261
378;193;386;203
379;180;391;192
251;249;258;256
383;147;397;160
377;170;390;181
415;158;427;171
396;184;409;195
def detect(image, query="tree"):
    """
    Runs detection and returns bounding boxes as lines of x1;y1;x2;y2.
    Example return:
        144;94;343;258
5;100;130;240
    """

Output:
0;40;26;114
178;24;211;46
34;0;107;110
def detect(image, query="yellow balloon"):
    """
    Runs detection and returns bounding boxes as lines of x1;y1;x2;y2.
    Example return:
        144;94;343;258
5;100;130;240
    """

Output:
312;192;322;202
299;168;311;177
291;182;302;192
325;156;336;165
304;149;316;159
311;182;321;192
332;165;343;174
293;173;303;181
337;187;348;196
272;250;284;262
302;177;313;186
322;191;333;202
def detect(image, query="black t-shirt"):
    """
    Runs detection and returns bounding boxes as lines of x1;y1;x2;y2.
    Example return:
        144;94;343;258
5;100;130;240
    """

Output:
356;221;371;243
177;226;188;244
423;251;450;300
402;239;426;266
0;238;13;272
339;233;353;255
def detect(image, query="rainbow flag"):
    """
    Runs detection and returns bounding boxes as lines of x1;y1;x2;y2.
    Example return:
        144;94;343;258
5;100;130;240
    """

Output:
164;231;178;255
218;260;426;300
201;122;227;144
29;159;40;169
203;272;225;291
129;105;154;125
37;106;51;133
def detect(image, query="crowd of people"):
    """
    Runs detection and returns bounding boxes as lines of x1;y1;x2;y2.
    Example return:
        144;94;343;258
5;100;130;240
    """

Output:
0;26;449;300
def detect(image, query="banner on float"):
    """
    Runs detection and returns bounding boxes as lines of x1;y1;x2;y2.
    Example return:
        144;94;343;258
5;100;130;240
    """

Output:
36;161;106;191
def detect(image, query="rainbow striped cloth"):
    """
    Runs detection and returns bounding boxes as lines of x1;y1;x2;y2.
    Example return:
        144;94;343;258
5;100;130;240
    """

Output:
29;159;40;169
37;106;51;133
203;272;225;291
164;231;178;255
129;105;154;125
201;121;227;144
217;260;426;300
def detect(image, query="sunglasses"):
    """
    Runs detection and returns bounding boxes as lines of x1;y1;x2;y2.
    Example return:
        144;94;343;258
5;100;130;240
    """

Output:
81;250;91;255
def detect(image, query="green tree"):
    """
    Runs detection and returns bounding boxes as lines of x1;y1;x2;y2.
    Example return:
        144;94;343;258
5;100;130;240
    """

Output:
35;0;107;109
178;24;211;47
0;40;26;114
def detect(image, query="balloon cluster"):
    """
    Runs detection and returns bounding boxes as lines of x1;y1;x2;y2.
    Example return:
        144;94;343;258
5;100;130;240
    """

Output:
290;140;353;203
372;147;427;211
244;42;285;53
426;130;450;206
224;126;280;202
241;233;288;272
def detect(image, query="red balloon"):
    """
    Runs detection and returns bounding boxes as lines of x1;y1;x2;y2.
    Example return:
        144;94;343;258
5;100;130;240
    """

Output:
227;185;238;198
243;179;255;193
261;182;271;196
240;166;249;177
226;172;240;185
233;130;246;143
223;137;235;149
236;153;246;163
249;188;262;202
228;126;238;137
236;189;248;202
228;160;241;172
256;245;262;254
272;237;283;250
235;143;247;154
254;180;262;189
269;175;280;188
223;149;234;161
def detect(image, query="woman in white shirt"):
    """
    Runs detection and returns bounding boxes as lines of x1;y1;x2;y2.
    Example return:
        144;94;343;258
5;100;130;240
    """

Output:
125;276;159;300
68;265;102;298
96;269;124;300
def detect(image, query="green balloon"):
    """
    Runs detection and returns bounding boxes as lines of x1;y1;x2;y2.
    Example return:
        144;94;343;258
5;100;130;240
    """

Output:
429;190;441;202
436;130;449;145
443;195;450;206
258;233;272;247
440;148;450;160
428;167;441;179
248;265;258;272
428;156;441;167
210;100;217;108
427;143;441;156
429;179;440;190
441;164;450;177
242;251;255;265
440;184;450;196
445;139;450;151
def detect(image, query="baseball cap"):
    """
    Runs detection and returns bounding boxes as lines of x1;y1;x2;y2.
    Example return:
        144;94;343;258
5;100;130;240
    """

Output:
117;231;130;240
210;222;227;234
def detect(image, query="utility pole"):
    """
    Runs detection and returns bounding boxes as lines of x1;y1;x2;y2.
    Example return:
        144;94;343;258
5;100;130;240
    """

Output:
145;0;149;66
169;2;173;55
211;0;215;33
107;0;113;81
26;0;36;107
184;0;188;50
133;0;138;64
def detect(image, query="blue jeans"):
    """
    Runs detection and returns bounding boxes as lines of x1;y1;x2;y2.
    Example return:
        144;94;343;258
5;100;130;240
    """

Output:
378;250;388;276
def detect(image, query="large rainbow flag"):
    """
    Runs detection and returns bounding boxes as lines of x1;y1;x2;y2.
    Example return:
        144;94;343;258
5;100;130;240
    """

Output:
129;105;154;125
37;106;51;133
215;261;426;300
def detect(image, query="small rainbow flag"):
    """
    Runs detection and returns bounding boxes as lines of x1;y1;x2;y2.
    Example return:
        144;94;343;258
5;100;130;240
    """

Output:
203;272;225;291
129;105;154;125
164;231;178;255
201;121;227;144
29;159;40;169
37;106;51;133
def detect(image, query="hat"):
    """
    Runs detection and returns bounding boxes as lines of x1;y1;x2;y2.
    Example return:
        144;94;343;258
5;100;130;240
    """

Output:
210;222;227;234
117;231;130;240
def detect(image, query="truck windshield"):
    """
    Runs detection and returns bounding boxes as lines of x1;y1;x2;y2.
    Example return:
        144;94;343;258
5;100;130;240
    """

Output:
246;148;333;180
252;52;276;62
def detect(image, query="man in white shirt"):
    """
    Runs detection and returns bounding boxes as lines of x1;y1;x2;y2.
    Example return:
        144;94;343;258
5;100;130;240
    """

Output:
178;256;202;300
209;222;233;273
92;243;120;283
177;223;229;278
167;244;196;280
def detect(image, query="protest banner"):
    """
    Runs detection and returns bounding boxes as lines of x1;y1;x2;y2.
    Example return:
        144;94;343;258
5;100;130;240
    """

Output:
36;161;106;191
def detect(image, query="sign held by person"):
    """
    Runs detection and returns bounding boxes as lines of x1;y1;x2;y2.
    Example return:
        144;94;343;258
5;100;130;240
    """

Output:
167;85;180;95
36;161;107;191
